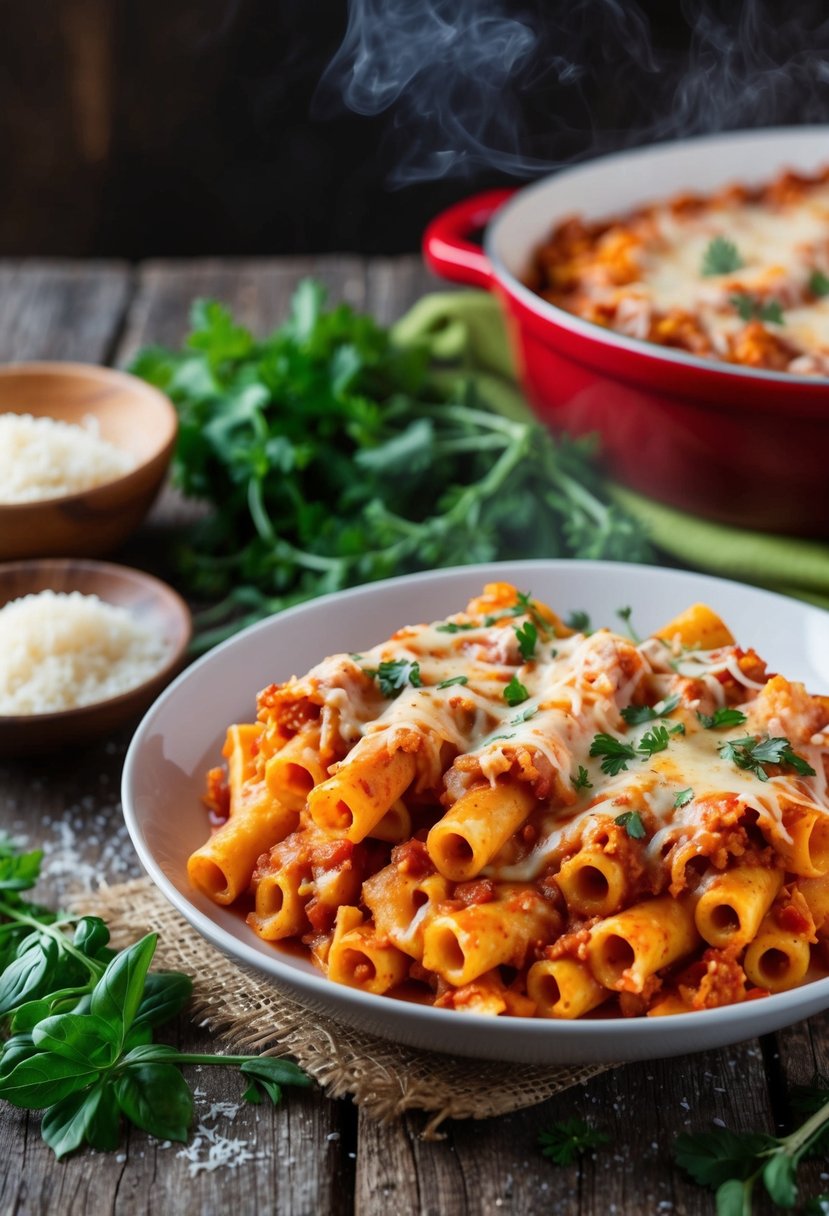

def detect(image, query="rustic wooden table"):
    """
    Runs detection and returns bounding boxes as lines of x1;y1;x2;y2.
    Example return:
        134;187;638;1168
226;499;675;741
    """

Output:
0;257;825;1216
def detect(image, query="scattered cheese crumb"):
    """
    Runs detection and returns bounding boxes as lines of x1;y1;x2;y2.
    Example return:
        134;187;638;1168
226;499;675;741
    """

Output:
177;1127;259;1176
0;412;135;502
0;590;169;714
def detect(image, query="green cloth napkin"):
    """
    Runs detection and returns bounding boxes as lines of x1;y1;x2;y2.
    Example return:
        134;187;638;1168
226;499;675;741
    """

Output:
393;291;829;611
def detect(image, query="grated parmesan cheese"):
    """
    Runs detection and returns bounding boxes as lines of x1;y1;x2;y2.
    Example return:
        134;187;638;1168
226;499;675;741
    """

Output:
175;1098;263;1176
0;412;135;503
0;590;170;714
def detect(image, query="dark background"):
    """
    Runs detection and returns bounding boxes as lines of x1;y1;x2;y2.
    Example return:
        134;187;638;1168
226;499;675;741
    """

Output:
2;0;828;259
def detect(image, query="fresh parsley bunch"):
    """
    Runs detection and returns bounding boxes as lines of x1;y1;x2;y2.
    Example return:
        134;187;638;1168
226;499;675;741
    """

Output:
676;1076;829;1213
0;840;309;1158
132;281;652;649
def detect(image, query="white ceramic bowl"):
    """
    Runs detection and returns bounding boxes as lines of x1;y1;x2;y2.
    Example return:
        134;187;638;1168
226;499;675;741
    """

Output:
122;561;829;1063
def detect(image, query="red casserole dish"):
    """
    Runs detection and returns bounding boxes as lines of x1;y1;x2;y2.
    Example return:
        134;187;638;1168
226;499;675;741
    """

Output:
423;127;829;536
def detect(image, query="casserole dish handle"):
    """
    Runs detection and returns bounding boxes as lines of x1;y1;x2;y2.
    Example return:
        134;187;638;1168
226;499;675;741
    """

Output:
422;189;515;289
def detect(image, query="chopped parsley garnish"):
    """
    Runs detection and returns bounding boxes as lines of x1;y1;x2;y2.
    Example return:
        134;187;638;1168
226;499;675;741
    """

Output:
369;658;422;697
701;236;744;277
589;732;637;776
590;720;681;774
539;1119;609;1166
485;591;554;638
614;810;647;839
436;620;477;634
809;269;829;298
674;787;694;808
514;619;538;661
503;675;529;707
510;705;537;724
731;293;785;325
621;694;681;725
719;734;816;782
436;675;468;689
566;609;591;633
516;590;555;637
637;724;674;757
572;765;593;792
697;706;748;730
616;604;641;642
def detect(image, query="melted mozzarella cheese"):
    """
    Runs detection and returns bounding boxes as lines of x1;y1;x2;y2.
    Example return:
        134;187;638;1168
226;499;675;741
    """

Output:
569;178;829;370
281;601;829;886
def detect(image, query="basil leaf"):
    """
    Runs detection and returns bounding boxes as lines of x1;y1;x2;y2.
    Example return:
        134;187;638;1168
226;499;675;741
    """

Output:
120;1042;178;1066
0;1034;37;1079
133;972;194;1030
41;1081;110;1160
73;917;111;959
84;1080;122;1153
33;1013;122;1068
115;1063;193;1142
240;1057;312;1091
123;1023;154;1051
0;850;42;891
0;1052;99;1109
89;934;158;1039
0;937;59;1016
11;999;54;1033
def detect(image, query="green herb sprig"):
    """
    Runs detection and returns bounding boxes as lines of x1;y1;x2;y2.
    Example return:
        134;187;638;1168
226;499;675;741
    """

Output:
131;283;652;651
809;269;829;298
514;620;538;661
675;1081;829;1213
366;658;422;697
731;293;785;325
615;604;641;642
539;1118;609;1165
697;707;748;730
589;733;637;776
614;810;646;839
701;236;744;277
621;694;681;726
0;840;310;1159
718;734;816;783
589;722;682;776
504;675;529;707
565;610;592;633
572;765;593;792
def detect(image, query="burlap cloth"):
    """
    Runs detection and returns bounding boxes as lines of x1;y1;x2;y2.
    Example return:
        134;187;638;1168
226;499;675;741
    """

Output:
72;877;614;1137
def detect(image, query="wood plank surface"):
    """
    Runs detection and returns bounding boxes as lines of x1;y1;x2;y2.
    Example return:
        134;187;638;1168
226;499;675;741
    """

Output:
0;257;822;1215
0;260;132;363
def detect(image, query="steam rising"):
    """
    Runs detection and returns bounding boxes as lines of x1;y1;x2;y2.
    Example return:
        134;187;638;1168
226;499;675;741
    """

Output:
314;0;829;186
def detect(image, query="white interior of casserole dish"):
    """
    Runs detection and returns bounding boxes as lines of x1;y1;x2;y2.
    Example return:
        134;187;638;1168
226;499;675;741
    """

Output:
486;126;829;384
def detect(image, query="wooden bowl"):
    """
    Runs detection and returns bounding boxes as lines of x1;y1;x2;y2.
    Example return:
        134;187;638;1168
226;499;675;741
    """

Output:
0;362;177;560
0;559;191;753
